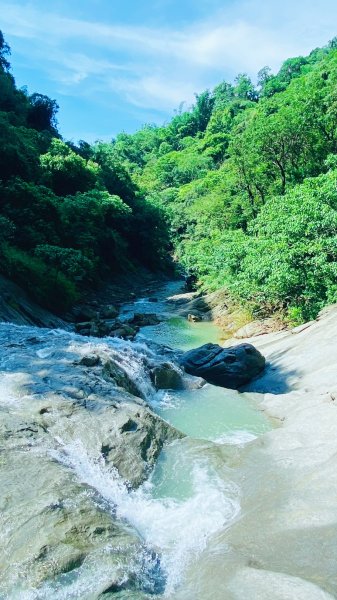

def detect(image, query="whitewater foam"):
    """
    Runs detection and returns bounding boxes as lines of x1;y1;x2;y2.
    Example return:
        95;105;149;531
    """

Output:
51;438;240;596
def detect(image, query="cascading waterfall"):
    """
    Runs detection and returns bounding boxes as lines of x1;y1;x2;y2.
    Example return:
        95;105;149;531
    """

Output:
51;437;240;596
0;288;270;599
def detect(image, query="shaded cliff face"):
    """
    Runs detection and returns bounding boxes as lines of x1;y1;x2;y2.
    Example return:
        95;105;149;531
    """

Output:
0;323;182;598
0;274;67;328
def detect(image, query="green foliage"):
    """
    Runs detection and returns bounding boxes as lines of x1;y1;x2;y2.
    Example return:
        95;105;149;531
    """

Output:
0;179;60;248
108;39;337;323
0;215;15;246
34;244;94;282
178;171;337;321
3;26;337;323
58;189;131;272
1;245;78;311
0;30;172;310
0;115;41;181
0;30;11;72
27;93;59;134
40;138;100;195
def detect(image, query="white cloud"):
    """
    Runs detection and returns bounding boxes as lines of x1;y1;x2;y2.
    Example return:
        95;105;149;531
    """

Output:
109;75;197;111
1;0;337;115
0;2;296;71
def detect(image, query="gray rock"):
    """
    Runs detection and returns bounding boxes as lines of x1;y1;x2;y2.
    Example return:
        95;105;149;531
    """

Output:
76;319;110;338
130;313;161;327
150;363;184;390
234;318;281;339
89;320;110;337
179;342;265;389
79;354;100;367
101;404;184;486
0;444;143;593
75;320;92;331
0;322;183;597
76;306;98;321
188;313;202;322
101;304;119;319
110;323;137;339
102;358;143;398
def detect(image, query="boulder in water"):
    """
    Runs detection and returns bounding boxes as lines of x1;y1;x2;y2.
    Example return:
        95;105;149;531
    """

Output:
179;342;265;389
74;305;98;321
102;404;184;487
109;322;138;340
101;304;119;319
187;313;202;322
150;362;184;390
79;353;100;367
130;313;161;327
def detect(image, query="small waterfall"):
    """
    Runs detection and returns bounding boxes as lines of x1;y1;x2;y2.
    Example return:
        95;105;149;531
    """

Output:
51;437;240;596
0;309;267;599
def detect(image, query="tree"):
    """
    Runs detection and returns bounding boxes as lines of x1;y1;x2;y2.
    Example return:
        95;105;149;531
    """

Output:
257;66;272;91
193;90;215;131
0;30;11;72
234;74;258;102
27;93;59;133
34;244;94;283
40;138;100;195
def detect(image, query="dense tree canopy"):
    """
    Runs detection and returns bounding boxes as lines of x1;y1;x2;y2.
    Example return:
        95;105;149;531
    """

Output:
0;31;171;311
2;29;337;322
107;38;337;323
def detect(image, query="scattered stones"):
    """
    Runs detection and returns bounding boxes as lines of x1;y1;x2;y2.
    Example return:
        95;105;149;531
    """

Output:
101;304;119;319
130;313;161;327
75;306;98;322
179;342;266;389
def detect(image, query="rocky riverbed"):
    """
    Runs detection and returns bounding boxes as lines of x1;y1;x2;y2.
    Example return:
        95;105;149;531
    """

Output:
0;323;187;598
1;276;337;600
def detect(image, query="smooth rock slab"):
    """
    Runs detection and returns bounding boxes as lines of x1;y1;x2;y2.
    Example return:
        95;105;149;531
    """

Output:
179;342;265;389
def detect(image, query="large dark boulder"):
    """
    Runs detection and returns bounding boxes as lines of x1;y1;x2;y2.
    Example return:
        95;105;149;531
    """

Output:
179;342;265;389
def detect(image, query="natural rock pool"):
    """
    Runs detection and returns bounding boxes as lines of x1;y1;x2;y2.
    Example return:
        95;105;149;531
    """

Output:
0;281;271;599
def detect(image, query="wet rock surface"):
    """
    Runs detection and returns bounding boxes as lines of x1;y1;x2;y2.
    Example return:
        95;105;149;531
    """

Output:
0;274;67;328
0;322;183;597
150;362;185;390
179;342;266;389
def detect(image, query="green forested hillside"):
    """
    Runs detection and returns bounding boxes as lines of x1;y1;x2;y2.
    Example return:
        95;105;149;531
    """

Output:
2;29;337;322
0;32;170;312
109;39;337;323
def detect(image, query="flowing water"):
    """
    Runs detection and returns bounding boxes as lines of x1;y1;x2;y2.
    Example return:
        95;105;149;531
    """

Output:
0;281;271;599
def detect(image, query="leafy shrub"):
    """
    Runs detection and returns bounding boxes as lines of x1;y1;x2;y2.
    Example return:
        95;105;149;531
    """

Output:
1;245;78;311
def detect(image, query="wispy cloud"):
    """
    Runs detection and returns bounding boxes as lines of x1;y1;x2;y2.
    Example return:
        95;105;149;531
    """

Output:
1;0;337;136
1;3;296;110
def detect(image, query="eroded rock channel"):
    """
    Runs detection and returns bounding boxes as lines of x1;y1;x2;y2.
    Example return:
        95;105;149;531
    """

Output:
0;282;271;599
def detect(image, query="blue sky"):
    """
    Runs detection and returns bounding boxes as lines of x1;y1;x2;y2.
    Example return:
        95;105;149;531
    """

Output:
1;0;337;143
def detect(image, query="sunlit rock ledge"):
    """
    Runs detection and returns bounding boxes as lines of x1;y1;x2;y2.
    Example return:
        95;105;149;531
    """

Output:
174;305;337;600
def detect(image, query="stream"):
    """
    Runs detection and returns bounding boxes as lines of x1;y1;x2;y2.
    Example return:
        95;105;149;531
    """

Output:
0;280;271;600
